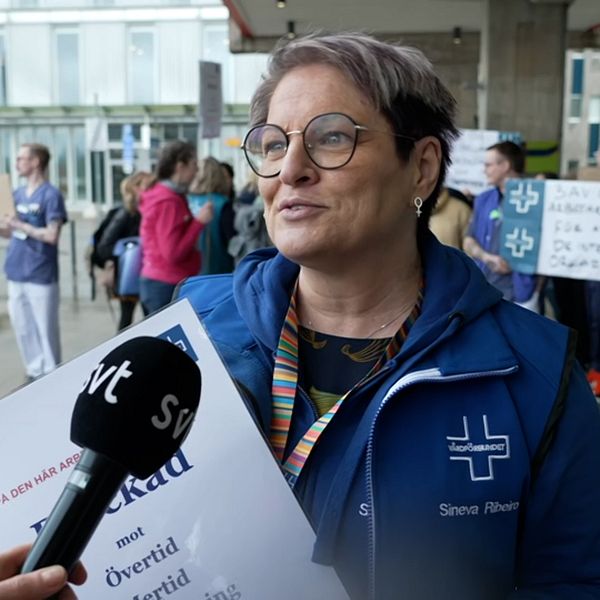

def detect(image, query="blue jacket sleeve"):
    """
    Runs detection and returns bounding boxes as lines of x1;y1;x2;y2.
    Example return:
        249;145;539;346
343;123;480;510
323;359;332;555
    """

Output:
511;272;537;303
510;363;600;598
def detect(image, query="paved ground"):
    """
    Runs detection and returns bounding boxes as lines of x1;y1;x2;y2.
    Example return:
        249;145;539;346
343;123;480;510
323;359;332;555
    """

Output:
0;214;145;399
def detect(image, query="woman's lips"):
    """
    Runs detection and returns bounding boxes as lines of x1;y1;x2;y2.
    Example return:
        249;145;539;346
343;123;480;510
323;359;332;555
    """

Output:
278;199;326;220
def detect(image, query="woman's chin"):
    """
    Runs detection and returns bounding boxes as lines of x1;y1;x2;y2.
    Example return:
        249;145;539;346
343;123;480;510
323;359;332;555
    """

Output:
274;235;323;266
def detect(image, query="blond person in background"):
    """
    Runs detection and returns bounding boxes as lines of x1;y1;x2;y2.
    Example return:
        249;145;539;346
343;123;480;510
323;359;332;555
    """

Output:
188;157;235;274
96;171;153;331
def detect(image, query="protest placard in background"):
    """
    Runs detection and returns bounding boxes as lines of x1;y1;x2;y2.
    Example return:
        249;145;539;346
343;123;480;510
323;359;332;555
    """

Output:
446;129;522;197
198;61;222;140
0;173;14;217
500;179;600;281
0;300;349;600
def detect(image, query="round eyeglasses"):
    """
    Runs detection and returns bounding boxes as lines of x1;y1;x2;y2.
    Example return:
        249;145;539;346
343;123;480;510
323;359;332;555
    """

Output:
241;112;415;178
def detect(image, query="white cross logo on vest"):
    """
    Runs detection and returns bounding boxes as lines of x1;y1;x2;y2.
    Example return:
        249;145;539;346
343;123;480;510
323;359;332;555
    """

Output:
446;415;510;481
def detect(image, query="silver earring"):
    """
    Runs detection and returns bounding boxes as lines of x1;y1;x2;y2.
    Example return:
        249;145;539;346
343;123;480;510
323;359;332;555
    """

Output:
414;196;423;217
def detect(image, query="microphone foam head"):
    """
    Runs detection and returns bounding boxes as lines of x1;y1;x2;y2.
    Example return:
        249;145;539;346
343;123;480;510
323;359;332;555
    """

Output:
71;336;201;478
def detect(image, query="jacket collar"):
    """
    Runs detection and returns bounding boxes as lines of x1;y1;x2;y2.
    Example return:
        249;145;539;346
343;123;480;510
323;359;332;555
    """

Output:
232;233;517;375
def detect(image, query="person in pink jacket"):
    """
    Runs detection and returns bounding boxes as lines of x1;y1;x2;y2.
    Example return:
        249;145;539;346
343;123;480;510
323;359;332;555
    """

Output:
139;140;213;315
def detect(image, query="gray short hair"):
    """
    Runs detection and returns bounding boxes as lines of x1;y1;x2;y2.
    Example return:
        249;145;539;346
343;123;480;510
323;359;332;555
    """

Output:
250;32;459;232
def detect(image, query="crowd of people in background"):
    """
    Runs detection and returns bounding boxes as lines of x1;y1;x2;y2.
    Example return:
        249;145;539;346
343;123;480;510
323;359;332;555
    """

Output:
460;142;600;396
87;141;272;328
0;135;597;398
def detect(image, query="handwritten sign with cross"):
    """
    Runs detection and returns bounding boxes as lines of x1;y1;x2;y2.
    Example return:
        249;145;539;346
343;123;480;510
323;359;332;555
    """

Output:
500;179;600;281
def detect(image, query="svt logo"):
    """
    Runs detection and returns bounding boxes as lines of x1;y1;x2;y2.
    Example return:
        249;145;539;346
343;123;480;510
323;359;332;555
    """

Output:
446;415;510;481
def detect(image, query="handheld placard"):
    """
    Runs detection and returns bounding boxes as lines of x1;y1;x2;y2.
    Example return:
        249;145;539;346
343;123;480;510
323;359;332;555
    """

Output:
21;335;201;576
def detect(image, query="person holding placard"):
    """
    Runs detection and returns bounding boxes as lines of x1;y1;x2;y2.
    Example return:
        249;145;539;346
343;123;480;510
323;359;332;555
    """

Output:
0;544;86;600
0;143;67;382
463;141;539;311
177;32;600;599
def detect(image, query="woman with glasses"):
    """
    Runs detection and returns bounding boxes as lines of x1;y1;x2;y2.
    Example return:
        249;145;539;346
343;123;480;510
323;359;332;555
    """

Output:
177;33;600;599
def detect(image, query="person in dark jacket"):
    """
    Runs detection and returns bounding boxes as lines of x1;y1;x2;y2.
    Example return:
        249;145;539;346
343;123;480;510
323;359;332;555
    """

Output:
96;171;151;331
177;32;600;599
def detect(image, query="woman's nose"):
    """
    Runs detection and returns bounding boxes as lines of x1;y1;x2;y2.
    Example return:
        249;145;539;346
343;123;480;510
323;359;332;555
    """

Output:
278;133;317;185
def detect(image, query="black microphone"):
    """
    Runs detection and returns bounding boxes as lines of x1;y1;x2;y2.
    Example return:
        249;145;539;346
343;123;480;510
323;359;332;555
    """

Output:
21;335;201;576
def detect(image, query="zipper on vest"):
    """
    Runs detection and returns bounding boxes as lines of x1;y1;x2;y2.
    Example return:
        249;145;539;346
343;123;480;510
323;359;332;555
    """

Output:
365;365;518;600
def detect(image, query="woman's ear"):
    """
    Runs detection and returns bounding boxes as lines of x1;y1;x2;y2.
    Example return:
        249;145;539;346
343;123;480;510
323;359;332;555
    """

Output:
412;136;442;200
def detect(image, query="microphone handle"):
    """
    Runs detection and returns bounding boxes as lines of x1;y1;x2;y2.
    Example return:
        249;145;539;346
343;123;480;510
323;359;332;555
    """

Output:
21;449;128;575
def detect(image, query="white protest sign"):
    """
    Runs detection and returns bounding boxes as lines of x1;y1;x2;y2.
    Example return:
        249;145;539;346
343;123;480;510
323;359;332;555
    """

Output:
0;173;14;217
537;180;600;280
500;179;600;281
0;300;349;599
85;117;109;152
446;129;521;196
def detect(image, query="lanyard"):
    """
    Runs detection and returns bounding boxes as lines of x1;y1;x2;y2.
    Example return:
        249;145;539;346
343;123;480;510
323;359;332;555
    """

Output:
270;286;422;487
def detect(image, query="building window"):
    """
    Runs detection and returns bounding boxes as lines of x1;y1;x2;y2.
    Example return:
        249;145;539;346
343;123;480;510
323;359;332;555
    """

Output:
108;123;141;142
590;96;600;164
590;124;600;164
74;127;87;201
568;55;584;120
128;28;155;104
164;123;179;140
0;34;6;106
590;96;600;123
0;128;11;174
56;30;80;106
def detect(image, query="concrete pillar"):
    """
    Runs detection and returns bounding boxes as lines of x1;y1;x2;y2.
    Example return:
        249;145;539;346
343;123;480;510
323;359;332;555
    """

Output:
478;0;570;141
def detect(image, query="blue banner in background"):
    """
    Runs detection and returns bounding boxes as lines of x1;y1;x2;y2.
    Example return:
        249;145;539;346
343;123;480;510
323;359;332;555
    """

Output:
122;124;135;175
500;179;545;275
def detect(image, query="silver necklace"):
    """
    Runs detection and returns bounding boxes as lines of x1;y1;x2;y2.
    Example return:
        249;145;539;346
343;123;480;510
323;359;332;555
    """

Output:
364;310;407;338
306;308;408;338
